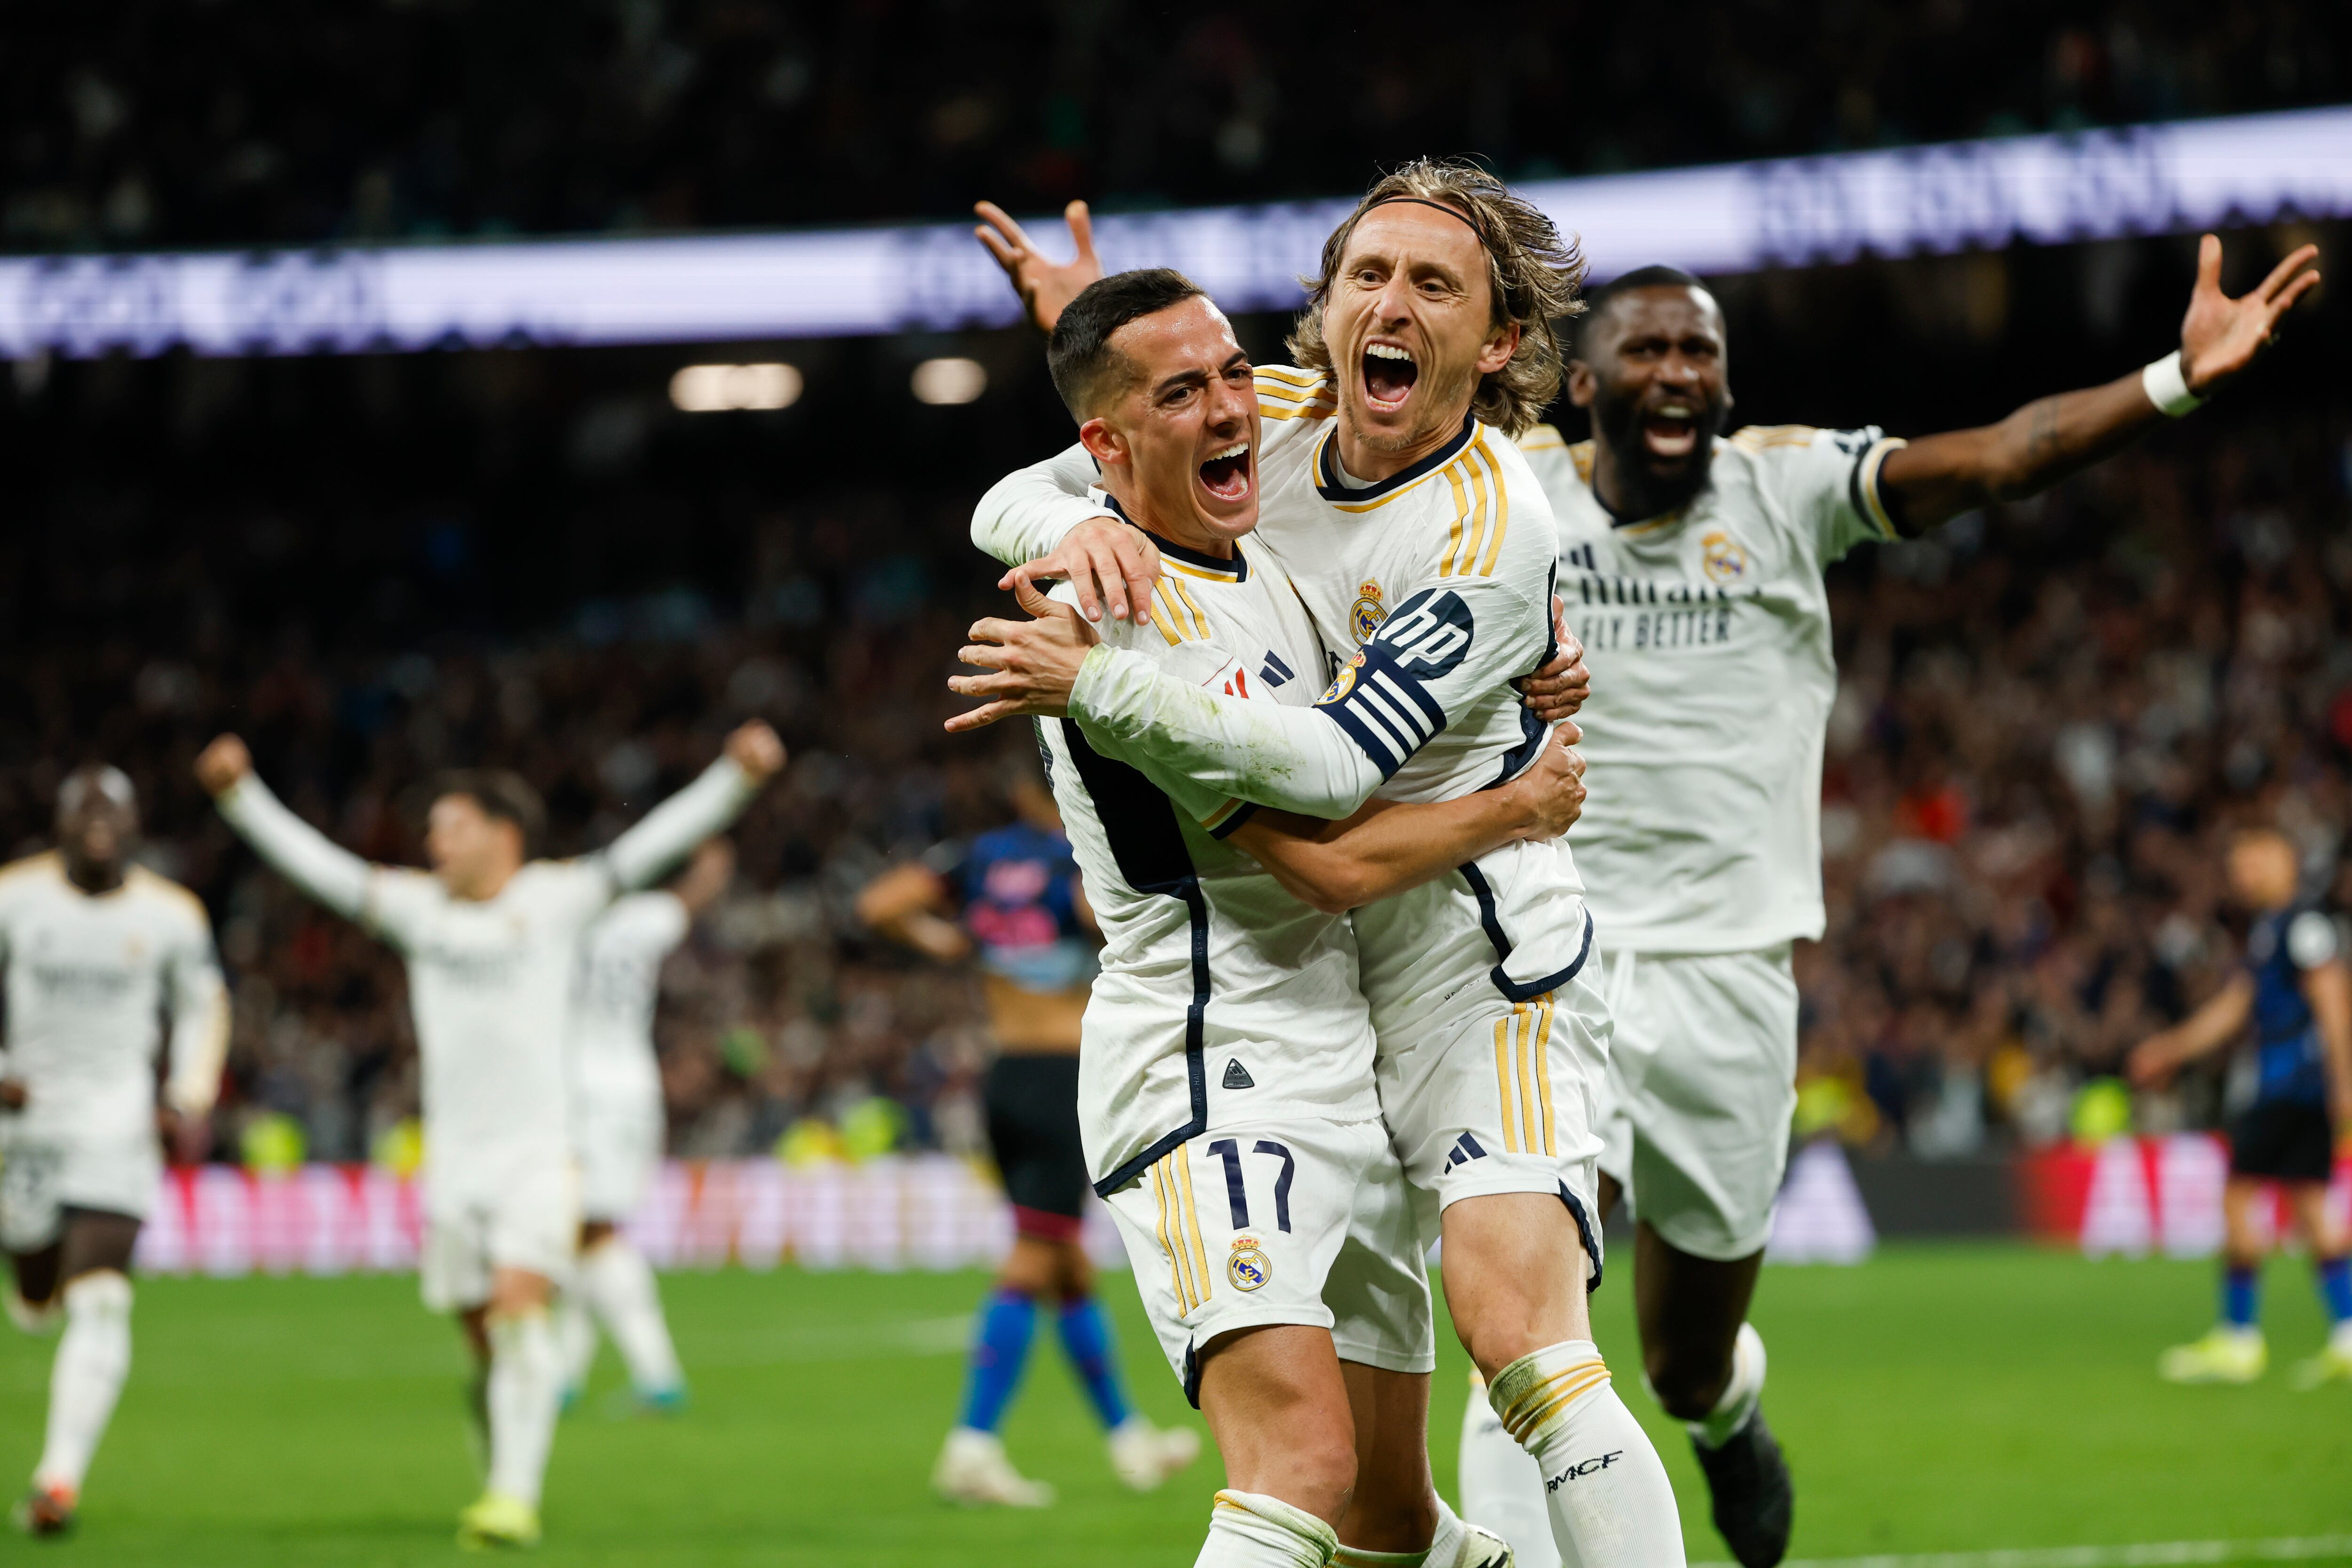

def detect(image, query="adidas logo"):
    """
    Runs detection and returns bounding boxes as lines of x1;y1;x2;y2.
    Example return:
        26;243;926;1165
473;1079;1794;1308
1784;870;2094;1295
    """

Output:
1441;1131;1486;1172
1258;651;1295;688
1222;1059;1255;1090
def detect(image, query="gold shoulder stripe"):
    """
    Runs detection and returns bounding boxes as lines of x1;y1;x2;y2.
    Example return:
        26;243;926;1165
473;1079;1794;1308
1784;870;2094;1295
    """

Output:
1475;438;1512;576
1569;439;1596;486
1253;365;1329;392
1728;423;1819;451
1168;579;1214;642
1518;422;1567;453
0;851;61;889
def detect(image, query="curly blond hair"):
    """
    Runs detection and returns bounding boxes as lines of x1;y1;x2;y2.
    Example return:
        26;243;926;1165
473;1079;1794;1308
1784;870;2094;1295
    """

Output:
1287;159;1586;438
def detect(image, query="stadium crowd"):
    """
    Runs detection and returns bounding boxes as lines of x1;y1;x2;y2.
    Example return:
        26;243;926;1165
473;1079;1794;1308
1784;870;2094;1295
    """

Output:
4;361;2349;1171
2;0;2347;250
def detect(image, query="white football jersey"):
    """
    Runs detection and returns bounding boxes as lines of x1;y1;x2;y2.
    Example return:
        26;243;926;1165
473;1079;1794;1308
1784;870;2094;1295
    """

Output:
363;861;613;1201
569;891;688;1115
1039;527;1380;1195
1520;423;1903;953
978;366;1593;1041
0;854;227;1150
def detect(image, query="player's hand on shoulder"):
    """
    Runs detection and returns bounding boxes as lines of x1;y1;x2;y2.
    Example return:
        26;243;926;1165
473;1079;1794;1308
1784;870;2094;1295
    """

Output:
1511;721;1587;841
947;577;1103;733
1517;597;1589;722
1004;515;1162;628
2178;232;2320;396
193;733;252;796
0;1078;26;1111
724;722;787;784
973;199;1103;335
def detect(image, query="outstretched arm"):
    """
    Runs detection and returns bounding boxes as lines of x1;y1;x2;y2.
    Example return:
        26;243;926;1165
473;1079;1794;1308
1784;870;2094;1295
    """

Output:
856;862;973;963
604;724;784;891
2126;972;2256;1087
972;452;1163;628
198;735;375;922
1232;725;1585;914
1879;236;2320;533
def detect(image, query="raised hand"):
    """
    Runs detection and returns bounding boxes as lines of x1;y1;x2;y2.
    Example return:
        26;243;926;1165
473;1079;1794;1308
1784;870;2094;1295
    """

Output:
724;721;787;783
946;578;1103;733
974;199;1104;335
2179;233;2321;396
194;733;253;796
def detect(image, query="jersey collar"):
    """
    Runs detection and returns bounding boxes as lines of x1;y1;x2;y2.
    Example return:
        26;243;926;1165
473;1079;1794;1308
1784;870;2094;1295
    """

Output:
1097;491;1249;582
1313;412;1477;509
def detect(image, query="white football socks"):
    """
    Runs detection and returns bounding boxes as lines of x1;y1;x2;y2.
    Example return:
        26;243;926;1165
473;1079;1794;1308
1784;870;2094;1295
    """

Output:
35;1271;133;1496
1689;1323;1766;1450
485;1308;564;1507
577;1237;683;1395
1487;1340;1686;1568
554;1291;598;1393
1197;1489;1340;1568
1461;1368;1561;1568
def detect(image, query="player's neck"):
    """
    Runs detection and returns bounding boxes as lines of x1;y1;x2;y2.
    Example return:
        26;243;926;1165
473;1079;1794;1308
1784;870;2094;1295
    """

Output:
1106;480;1234;561
1335;405;1468;485
441;859;522;902
61;854;124;896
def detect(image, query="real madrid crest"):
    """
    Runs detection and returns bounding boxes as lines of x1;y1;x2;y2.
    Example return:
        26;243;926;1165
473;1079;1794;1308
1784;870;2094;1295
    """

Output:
1349;580;1386;644
1227;1235;1271;1292
1316;650;1367;706
1700;530;1748;585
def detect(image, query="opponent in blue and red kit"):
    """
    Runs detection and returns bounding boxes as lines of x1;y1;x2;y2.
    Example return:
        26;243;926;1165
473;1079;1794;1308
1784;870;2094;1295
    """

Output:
859;754;1199;1507
2130;826;2352;1387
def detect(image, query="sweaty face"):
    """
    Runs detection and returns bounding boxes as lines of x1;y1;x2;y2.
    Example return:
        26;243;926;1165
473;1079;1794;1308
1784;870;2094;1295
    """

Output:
1575;285;1731;519
1323;204;1516;460
425;794;520;894
1093;294;1261;550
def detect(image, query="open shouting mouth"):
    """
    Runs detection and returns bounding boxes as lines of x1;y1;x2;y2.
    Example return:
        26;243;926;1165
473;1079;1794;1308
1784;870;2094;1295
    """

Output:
1198;440;1252;504
1642;399;1700;459
1362;342;1418;414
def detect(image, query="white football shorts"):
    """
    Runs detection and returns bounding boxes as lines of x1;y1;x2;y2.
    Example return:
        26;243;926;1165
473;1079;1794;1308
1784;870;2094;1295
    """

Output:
1103;1116;1434;1405
573;1091;663;1224
0;1130;158;1251
1595;943;1799;1261
1374;972;1612;1284
419;1157;580;1311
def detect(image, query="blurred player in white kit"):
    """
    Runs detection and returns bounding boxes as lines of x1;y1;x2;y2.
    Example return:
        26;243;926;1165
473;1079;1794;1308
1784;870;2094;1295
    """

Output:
556;836;736;1411
196;724;781;1548
0;766;228;1537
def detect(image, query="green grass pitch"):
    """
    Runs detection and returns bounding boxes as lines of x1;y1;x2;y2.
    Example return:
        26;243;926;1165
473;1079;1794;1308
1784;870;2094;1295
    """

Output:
0;1243;2344;1565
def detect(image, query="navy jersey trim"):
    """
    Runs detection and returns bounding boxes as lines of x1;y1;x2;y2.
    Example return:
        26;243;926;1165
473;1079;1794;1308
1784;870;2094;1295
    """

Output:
1458;864;1596;1002
1317;644;1449;780
1314;412;1476;503
1057;718;1214;1200
1099;494;1250;582
1207;801;1260;841
1561;1183;1603;1294
1490;562;1561;788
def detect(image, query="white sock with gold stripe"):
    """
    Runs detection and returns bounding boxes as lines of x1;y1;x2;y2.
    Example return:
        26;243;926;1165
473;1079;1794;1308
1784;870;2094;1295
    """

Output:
1487;1341;1685;1568
1196;1489;1339;1568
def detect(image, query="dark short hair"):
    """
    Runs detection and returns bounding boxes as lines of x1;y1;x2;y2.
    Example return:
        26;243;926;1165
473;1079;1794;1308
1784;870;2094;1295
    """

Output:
1577;264;1714;351
1047;268;1208;419
431;769;546;855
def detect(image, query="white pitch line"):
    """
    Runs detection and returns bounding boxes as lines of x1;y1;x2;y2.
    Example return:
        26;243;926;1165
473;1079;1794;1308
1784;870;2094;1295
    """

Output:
1692;1538;2352;1568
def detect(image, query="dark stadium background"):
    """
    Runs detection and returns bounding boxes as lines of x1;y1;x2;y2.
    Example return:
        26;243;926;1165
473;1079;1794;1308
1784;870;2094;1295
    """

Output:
1;3;2347;1212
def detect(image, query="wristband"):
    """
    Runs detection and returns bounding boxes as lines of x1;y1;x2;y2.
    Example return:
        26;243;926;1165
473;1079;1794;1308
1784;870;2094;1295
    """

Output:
2141;350;2205;417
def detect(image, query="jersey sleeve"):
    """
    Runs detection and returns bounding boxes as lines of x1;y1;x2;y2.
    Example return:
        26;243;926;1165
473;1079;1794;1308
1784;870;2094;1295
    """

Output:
160;895;230;1116
2288;910;2340;970
1311;569;1549;781
1069;645;1386;820
1741;425;1908;565
216;774;417;940
602;756;759;893
1249;364;1337;465
971;443;1114;567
